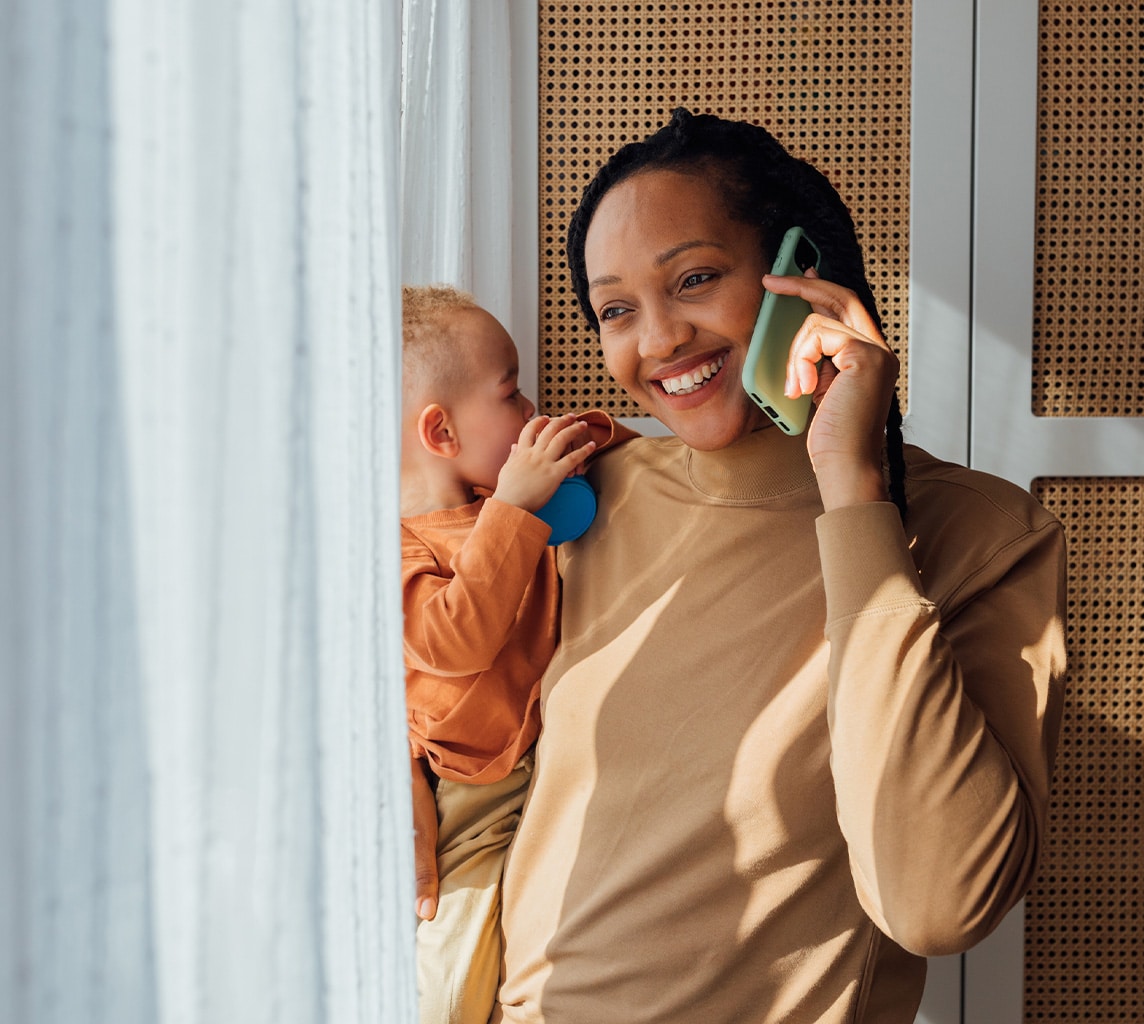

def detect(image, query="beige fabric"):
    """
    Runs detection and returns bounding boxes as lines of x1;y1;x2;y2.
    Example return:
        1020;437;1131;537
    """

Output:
419;757;533;1024
496;428;1067;1023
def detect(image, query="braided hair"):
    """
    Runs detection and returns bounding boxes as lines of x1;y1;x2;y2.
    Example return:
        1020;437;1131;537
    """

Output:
566;108;907;520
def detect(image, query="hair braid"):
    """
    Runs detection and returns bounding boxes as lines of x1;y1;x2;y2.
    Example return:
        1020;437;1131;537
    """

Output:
566;108;908;521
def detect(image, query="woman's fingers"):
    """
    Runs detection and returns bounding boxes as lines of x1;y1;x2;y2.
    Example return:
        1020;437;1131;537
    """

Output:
760;272;896;400
786;313;895;400
762;272;890;349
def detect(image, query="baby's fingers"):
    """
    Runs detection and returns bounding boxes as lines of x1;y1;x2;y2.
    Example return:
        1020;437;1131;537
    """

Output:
535;415;586;454
516;415;552;447
556;438;597;475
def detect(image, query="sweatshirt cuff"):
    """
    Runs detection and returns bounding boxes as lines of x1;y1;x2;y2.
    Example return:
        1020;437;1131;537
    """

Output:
577;409;641;448
816;501;928;625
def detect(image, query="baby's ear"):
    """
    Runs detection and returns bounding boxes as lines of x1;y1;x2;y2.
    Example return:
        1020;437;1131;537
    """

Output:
417;404;459;458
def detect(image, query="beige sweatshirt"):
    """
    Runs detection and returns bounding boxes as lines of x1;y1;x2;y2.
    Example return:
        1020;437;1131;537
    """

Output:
496;428;1067;1023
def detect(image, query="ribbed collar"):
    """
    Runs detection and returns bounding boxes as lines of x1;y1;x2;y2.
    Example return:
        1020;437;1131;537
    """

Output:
684;426;819;504
402;495;484;527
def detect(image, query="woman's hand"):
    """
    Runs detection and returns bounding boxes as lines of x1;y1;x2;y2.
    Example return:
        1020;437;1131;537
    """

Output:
410;752;439;921
761;270;900;511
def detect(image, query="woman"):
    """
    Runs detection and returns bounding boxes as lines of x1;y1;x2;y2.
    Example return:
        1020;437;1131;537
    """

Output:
416;109;1067;1023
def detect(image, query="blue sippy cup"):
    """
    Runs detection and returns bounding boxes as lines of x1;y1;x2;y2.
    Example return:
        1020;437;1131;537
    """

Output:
535;476;597;545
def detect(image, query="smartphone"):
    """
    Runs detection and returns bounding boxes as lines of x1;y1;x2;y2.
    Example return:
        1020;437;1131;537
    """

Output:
741;226;822;436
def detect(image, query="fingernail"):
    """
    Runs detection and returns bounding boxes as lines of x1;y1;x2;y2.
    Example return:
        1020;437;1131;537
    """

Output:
417;896;436;920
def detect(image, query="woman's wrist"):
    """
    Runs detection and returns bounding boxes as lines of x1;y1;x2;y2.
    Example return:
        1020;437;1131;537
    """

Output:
813;458;888;511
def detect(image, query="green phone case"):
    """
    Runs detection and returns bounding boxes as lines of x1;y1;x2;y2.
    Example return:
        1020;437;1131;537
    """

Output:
740;226;821;436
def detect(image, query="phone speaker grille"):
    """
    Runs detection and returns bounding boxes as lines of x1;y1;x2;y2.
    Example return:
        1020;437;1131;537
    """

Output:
537;0;911;419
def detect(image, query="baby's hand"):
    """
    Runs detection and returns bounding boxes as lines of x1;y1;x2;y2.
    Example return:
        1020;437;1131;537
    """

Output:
410;753;439;921
492;415;597;512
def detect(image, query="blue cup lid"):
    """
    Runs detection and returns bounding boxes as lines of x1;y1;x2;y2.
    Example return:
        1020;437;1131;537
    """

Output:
534;475;597;545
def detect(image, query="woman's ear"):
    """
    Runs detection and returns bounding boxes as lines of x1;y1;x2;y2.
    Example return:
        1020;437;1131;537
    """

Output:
417;404;460;458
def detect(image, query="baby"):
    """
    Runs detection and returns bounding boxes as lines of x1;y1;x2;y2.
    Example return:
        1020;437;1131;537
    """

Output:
401;284;634;1023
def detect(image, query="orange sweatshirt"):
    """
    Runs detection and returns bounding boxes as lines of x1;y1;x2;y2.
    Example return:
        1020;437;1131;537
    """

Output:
403;412;637;784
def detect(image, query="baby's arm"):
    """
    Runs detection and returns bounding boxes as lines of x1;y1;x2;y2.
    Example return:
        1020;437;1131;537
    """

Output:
402;505;551;676
403;421;585;673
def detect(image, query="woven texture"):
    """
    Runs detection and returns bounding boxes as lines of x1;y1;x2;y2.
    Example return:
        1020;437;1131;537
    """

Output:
1026;477;1144;1021
1032;2;1143;417
538;0;911;418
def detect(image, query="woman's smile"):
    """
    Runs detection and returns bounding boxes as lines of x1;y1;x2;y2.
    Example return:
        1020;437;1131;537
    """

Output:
655;352;728;396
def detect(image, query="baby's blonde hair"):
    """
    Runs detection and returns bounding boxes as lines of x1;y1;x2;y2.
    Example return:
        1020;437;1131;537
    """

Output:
402;284;480;405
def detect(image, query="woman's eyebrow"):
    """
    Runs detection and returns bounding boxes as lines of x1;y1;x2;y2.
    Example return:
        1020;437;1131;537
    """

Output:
655;239;725;266
588;273;622;290
589;239;727;291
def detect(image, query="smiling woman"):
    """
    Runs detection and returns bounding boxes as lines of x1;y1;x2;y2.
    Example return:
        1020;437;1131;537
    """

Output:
476;109;1068;1024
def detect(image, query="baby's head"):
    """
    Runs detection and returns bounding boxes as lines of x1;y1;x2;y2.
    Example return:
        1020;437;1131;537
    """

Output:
402;284;481;411
402;285;536;508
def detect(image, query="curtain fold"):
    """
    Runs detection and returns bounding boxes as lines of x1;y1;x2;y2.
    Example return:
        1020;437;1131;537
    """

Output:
0;1;415;1021
400;0;517;329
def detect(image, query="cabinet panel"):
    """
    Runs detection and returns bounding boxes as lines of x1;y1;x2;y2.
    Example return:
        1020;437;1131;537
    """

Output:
969;1;1144;1021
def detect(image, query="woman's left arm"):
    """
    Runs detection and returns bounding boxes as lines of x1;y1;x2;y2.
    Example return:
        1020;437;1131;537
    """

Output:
773;272;1068;955
819;498;1067;957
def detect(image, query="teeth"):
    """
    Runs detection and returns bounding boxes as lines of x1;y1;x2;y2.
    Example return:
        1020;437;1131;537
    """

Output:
661;355;726;395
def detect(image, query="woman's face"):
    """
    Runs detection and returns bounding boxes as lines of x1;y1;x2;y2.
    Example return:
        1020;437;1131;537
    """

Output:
583;168;770;450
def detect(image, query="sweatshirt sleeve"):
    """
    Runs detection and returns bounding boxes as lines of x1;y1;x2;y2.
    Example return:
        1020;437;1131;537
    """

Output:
817;499;1067;957
403;499;552;676
576;408;642;452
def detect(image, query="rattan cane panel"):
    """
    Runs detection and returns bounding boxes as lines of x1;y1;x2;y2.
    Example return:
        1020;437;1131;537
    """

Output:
1033;3;1143;417
539;0;911;418
1025;477;1144;1022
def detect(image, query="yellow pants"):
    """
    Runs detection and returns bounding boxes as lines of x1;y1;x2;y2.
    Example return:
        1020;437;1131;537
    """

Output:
416;755;533;1024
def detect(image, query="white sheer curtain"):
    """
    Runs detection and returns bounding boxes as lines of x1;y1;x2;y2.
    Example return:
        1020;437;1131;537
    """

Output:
400;0;527;340
0;1;416;1021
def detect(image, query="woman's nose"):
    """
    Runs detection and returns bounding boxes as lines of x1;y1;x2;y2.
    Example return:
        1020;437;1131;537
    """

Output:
638;307;695;359
522;395;537;421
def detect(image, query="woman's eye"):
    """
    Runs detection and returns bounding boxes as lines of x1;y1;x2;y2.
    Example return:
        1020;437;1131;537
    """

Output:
599;305;629;322
682;272;714;289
